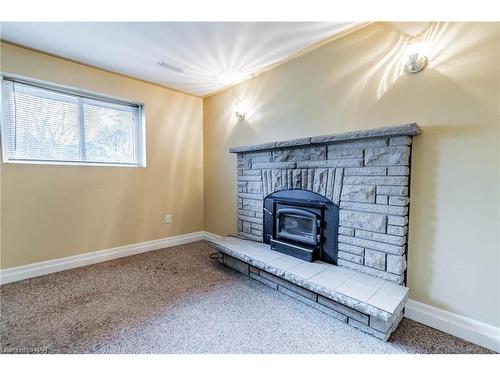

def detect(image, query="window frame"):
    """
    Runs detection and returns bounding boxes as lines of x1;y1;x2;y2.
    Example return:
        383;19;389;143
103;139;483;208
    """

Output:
0;73;146;168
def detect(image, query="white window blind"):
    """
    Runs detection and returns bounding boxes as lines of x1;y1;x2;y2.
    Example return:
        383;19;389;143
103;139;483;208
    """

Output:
1;77;144;166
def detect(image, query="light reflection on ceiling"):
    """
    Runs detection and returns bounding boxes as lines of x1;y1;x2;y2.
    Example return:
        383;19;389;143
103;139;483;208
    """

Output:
0;22;366;97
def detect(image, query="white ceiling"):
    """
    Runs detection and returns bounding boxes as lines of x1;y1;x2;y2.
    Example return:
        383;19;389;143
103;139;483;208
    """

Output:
0;22;363;96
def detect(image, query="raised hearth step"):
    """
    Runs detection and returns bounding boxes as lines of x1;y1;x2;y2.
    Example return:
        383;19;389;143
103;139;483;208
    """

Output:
208;236;409;341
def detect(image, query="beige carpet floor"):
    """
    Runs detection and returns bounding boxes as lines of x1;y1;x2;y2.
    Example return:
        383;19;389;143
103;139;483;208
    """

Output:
0;241;492;354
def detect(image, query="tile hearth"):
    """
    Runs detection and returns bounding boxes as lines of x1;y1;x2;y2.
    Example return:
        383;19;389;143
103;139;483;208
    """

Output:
209;236;409;340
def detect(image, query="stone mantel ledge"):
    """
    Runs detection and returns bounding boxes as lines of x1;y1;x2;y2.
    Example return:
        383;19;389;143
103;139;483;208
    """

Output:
229;123;422;154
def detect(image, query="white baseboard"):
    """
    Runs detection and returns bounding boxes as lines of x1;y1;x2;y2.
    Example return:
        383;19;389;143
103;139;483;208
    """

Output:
0;231;213;285
203;231;223;242
405;299;500;352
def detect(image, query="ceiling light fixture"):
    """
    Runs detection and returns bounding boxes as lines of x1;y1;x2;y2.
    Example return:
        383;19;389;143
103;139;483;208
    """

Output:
404;36;428;74
217;71;251;86
157;61;184;74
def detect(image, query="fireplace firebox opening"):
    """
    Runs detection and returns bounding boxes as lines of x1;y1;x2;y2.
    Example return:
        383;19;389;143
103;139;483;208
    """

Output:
263;189;339;264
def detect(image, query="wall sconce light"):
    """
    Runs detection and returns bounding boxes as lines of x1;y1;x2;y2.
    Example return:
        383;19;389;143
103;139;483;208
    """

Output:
232;100;247;121
404;36;428;74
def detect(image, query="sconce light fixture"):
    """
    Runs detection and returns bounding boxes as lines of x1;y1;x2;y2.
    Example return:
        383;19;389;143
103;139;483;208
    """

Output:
404;36;428;74
232;100;247;121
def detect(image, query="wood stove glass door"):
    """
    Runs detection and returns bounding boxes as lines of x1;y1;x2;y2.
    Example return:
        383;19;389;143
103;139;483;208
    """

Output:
276;208;318;246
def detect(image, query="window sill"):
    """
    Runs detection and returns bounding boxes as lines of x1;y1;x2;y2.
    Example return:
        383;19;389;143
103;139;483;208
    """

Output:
1;159;146;168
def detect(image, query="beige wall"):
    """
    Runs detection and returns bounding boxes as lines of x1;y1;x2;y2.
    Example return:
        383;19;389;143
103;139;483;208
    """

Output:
0;42;204;268
203;22;500;327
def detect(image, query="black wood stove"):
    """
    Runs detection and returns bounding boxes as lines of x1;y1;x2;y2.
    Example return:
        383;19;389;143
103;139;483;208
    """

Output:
263;189;339;264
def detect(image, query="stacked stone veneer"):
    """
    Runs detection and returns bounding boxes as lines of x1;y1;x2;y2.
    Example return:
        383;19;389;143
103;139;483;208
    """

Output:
232;123;422;285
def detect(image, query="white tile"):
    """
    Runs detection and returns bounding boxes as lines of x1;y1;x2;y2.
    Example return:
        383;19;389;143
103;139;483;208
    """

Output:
368;290;402;313
268;255;305;270
225;242;281;263
349;272;385;291
378;281;409;299
309;269;350;290
287;261;330;279
320;265;356;280
245;248;283;263
335;280;378;302
224;237;267;251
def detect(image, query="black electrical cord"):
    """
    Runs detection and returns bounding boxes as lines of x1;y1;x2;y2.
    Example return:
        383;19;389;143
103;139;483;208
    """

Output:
209;252;220;260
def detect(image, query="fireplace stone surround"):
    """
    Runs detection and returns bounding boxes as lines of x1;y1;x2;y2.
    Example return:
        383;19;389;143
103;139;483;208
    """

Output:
209;123;421;341
232;123;422;285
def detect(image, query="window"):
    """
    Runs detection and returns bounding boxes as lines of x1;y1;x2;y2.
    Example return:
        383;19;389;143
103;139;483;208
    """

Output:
1;76;145;167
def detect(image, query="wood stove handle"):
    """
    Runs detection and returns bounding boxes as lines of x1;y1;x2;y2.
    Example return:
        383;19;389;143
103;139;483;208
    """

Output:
263;207;273;216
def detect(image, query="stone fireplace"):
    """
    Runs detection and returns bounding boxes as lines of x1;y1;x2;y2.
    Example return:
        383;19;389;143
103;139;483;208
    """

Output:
233;123;421;285
209;123;421;341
